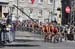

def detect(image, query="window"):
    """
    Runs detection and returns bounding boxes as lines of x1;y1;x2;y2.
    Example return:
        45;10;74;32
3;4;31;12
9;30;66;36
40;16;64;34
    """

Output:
59;14;61;18
30;8;33;13
50;0;53;3
38;0;43;3
48;0;53;4
20;8;24;11
39;10;42;15
40;0;43;2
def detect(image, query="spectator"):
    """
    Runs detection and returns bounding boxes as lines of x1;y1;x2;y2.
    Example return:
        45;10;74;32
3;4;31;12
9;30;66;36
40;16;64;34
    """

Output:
0;22;3;45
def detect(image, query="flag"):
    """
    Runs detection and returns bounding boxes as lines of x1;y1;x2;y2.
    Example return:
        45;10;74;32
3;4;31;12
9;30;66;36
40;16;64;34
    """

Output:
31;0;35;4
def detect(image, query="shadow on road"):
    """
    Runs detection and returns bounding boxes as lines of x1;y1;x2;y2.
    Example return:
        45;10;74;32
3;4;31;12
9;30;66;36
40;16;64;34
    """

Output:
4;44;40;47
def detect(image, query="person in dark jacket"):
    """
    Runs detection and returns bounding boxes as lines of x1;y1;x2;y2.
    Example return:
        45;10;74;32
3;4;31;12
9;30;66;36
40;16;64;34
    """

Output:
0;22;6;46
0;23;3;43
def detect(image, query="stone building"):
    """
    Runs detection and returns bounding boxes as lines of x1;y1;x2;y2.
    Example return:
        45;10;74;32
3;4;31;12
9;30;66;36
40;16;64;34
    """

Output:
53;0;62;25
0;0;62;24
9;0;54;23
0;0;8;19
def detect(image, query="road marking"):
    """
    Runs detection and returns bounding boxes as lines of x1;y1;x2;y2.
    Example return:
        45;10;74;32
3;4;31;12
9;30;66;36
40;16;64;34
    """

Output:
16;37;44;40
67;41;75;42
49;47;75;48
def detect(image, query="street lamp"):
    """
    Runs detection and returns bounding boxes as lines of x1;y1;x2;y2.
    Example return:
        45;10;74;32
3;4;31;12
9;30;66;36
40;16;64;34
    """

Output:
17;0;19;20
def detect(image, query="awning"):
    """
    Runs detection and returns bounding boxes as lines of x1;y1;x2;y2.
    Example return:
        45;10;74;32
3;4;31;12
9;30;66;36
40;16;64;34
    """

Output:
0;2;8;6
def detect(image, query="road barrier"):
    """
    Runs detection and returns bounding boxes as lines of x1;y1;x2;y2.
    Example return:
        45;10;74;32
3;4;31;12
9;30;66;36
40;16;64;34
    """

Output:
15;20;75;43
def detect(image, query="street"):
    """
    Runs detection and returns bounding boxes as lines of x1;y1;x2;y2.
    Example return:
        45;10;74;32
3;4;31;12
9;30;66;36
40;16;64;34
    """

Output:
0;0;75;49
0;31;75;49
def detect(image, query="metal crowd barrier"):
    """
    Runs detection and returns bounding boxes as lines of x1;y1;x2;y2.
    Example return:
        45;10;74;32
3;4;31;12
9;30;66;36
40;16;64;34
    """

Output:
15;22;44;36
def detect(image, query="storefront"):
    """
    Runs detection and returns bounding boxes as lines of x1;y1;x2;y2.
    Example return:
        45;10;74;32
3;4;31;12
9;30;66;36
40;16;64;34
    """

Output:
0;1;8;19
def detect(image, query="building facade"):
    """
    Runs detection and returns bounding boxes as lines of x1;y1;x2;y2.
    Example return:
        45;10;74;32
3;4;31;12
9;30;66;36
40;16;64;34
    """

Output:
53;0;62;25
0;0;62;24
0;0;8;19
70;0;75;25
9;0;54;23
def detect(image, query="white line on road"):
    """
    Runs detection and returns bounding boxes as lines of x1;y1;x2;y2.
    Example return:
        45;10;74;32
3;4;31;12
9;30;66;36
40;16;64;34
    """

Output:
15;37;44;40
49;47;75;48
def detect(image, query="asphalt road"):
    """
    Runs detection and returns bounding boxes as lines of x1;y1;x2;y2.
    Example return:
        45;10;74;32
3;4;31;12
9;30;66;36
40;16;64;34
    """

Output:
1;40;75;49
0;31;75;49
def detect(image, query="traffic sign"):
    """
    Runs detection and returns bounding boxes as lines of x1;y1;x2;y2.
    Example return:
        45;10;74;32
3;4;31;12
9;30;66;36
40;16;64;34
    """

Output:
65;6;71;14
